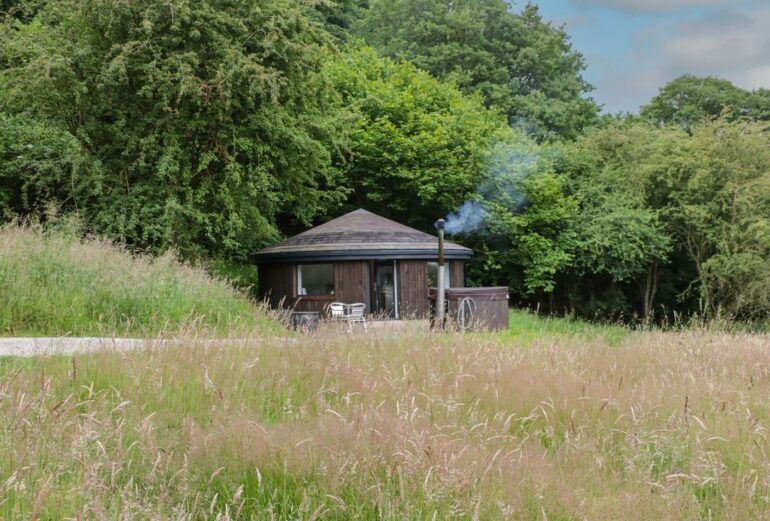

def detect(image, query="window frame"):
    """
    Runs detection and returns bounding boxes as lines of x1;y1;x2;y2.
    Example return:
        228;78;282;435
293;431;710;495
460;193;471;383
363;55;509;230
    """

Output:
296;263;336;298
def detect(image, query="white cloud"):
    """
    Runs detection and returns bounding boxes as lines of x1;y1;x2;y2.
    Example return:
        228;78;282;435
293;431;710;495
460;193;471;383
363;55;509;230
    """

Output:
661;9;770;75
574;0;743;14
594;5;770;112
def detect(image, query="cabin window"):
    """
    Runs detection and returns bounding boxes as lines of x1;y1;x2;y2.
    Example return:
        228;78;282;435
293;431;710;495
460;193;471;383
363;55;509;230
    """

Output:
427;262;451;289
297;264;335;296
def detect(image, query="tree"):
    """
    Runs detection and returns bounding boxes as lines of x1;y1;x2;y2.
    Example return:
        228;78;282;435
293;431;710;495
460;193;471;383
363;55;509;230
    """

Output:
556;123;680;318
561;118;770;320
356;0;598;141
641;75;770;129
326;44;506;232
0;113;100;220
1;0;45;22
665;119;770;318
309;0;367;41
0;0;345;260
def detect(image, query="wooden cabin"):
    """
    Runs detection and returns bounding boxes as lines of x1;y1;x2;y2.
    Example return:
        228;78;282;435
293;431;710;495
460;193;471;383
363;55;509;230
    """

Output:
253;209;472;318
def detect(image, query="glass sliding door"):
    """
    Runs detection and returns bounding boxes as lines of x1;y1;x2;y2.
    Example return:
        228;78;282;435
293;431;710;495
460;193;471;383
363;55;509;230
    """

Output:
374;261;398;318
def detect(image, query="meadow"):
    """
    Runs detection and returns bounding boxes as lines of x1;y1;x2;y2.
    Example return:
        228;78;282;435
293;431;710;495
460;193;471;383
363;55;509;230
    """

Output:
0;223;274;337
3;325;770;520
2;222;770;520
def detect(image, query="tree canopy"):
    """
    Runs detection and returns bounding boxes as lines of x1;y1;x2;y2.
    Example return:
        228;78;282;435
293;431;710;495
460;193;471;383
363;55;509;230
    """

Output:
355;0;599;141
326;44;507;231
642;75;770;129
1;0;769;323
1;0;345;260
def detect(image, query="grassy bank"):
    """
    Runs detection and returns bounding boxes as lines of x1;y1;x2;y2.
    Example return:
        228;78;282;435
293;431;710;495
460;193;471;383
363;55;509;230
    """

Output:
0;223;275;337
2;328;770;519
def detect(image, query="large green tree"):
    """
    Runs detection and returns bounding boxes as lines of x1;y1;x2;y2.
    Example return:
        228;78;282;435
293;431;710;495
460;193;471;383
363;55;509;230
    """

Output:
355;0;599;141
0;0;344;260
326;44;506;231
642;75;770;129
667;119;770;318
558;125;677;318
466;140;577;297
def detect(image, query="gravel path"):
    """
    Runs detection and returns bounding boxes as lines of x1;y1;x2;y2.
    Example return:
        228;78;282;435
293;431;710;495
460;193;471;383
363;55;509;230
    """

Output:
0;336;304;357
0;321;429;357
0;337;149;357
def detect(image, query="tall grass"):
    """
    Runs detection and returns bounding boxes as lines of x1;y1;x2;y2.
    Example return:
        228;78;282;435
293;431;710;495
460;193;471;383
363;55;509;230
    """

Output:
0;223;275;336
2;327;770;519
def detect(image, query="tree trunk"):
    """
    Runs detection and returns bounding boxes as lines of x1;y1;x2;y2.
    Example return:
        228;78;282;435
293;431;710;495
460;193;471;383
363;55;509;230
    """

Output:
637;262;659;321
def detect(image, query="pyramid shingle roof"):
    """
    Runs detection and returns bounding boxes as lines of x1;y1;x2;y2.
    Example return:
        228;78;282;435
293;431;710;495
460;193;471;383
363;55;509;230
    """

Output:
253;209;472;263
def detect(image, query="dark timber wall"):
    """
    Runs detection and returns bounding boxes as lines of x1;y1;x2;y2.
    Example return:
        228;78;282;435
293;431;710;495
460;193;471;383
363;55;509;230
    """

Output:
451;261;465;288
398;260;429;318
260;259;465;319
258;264;294;308
335;261;371;310
259;261;371;316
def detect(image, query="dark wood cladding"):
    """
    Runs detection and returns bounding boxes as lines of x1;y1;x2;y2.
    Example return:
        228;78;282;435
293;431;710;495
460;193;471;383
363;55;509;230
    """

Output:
292;296;335;314
450;261;464;287
260;259;468;321
398;260;430;318
258;263;295;308
335;261;371;311
429;287;509;331
260;261;371;316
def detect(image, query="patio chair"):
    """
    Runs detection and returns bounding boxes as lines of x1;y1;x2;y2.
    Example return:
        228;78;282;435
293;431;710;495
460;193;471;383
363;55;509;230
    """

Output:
328;302;346;321
346;303;367;332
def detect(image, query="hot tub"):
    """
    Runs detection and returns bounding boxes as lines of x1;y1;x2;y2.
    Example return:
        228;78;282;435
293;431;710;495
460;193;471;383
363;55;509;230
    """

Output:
429;286;509;331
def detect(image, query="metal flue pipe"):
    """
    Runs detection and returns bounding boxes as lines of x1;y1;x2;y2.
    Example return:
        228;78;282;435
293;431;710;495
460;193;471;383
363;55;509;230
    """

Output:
435;218;446;328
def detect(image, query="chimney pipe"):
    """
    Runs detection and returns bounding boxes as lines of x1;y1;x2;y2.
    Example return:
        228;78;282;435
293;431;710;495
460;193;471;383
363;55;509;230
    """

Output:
435;219;446;328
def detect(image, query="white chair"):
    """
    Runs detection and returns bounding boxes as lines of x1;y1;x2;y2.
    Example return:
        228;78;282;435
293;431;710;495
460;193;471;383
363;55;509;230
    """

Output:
346;303;367;332
328;302;346;321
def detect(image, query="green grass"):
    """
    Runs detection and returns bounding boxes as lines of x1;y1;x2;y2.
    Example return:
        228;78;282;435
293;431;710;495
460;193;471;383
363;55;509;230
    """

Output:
495;309;629;345
0;223;278;337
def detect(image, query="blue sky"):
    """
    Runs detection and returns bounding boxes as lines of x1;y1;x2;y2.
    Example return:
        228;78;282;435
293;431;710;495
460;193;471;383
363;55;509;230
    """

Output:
533;0;769;113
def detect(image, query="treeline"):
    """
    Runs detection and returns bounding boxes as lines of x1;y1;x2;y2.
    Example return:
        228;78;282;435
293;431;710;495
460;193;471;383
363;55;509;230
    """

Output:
1;0;769;322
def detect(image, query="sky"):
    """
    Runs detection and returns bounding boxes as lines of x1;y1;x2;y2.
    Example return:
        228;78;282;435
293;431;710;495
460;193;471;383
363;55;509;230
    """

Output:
533;0;770;114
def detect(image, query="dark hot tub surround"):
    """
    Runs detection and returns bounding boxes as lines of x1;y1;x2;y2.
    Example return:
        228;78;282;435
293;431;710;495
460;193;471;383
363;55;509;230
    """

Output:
252;209;472;319
429;286;510;331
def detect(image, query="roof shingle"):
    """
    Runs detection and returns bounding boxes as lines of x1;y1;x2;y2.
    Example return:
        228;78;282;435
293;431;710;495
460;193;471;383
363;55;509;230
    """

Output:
253;209;472;262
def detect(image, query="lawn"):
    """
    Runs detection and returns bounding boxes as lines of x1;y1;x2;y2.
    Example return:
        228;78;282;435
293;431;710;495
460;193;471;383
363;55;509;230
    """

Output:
499;309;629;345
2;324;770;520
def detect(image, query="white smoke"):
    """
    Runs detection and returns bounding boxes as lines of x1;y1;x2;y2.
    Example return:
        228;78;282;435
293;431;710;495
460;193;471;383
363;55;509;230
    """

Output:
443;136;541;235
445;201;485;234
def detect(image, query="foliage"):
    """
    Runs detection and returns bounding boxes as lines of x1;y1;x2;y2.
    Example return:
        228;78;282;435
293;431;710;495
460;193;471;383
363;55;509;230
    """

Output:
0;220;274;336
0;0;345;260
667;119;770;318
326;44;506;231
0;113;100;220
309;0;367;41
0;0;44;21
641;75;770;129
356;0;599;141
470;140;577;295
559;118;770;320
